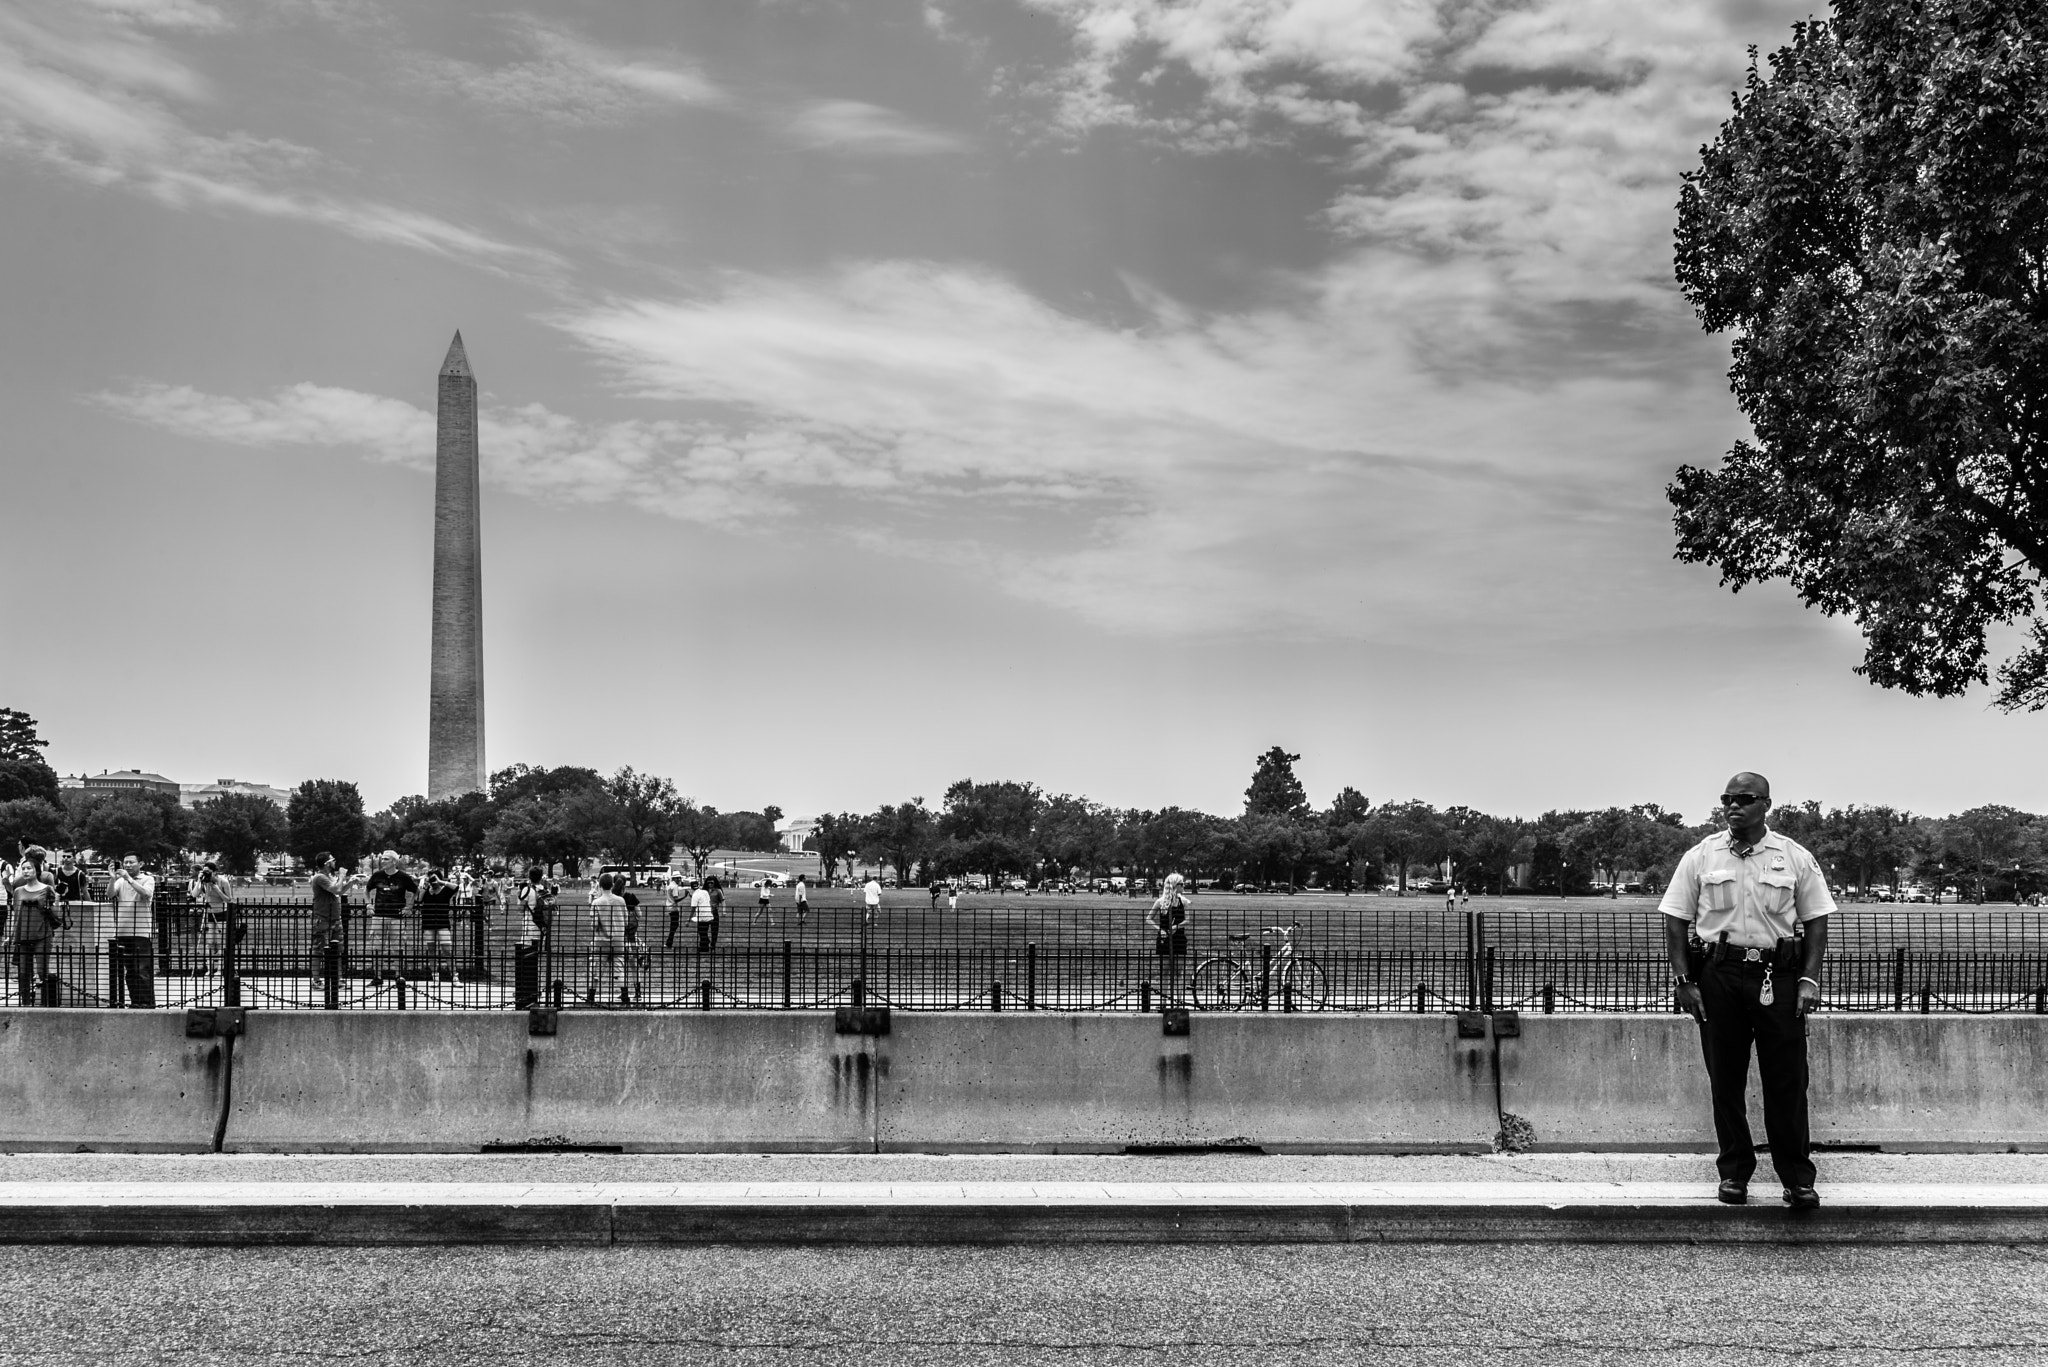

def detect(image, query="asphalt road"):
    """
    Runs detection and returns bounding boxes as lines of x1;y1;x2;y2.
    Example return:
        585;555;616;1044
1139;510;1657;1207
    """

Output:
6;1241;2046;1366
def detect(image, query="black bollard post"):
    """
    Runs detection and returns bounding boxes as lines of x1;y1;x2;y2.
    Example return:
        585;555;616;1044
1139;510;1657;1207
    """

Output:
990;981;1003;1012
324;942;340;1011
1260;943;1272;1011
1026;943;1037;1011
1140;981;1152;1013
782;939;793;1009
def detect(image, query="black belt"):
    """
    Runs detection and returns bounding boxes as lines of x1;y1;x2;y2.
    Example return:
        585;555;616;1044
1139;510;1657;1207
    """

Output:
1711;947;1781;967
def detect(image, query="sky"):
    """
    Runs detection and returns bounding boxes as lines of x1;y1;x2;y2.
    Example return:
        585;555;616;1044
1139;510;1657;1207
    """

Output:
1;0;2039;823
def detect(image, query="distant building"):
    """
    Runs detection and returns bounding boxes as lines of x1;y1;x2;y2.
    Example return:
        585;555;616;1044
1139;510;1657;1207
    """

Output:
775;815;819;854
179;779;291;810
76;770;181;801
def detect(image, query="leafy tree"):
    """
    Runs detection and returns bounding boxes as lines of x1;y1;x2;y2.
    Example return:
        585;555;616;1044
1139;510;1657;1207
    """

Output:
188;793;290;875
860;800;932;884
937;779;1042;844
1034;794;1117;880
69;791;188;864
718;810;780;853
1234;811;1312;889
604;767;683;866
0;798;67;852
0;708;49;765
485;792;593;873
0;759;59;806
804;811;857;882
1673;4;2048;711
286;779;368;869
1366;800;1445;893
488;763;604;808
1244;747;1311;819
1325;786;1371;826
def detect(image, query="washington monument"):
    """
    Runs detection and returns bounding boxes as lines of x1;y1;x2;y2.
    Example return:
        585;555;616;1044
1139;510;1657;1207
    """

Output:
427;331;486;799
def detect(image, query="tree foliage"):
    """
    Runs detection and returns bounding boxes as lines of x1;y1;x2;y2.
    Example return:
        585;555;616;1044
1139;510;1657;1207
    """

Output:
286;779;369;869
0;798;67;852
188;793;290;875
1673;3;2048;710
0;708;49;765
68;791;188;864
1244;746;1311;819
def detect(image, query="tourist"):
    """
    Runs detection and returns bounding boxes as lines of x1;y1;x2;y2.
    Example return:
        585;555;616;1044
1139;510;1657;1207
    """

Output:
862;873;882;925
363;851;419;982
1662;771;1832;1210
928;881;942;910
1148;872;1191;1002
193;863;232;975
512;866;553;1008
8;847;62;1006
417;866;457;983
691;876;719;954
53;852;87;910
792;874;809;926
307;854;348;990
948;883;958;913
620;879;647;1005
106;854;156;1008
588;873;626;1005
756;878;772;920
664;868;689;948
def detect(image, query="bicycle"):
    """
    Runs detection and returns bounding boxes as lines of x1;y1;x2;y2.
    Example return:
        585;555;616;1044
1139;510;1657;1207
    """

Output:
1191;923;1328;1010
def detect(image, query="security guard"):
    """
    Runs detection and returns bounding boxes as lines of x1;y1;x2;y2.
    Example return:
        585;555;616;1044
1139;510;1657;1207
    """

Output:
1661;771;1832;1209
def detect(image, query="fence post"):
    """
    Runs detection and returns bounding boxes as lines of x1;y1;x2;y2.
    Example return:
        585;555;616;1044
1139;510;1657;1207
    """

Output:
1463;909;1477;1010
1260;943;1272;1011
700;979;712;1011
1140;981;1152;1013
1413;982;1425;1013
1542;982;1555;1015
323;942;340;1011
1482;945;1495;1014
1026;942;1037;1010
781;939;793;1009
223;902;241;1009
990;980;1003;1012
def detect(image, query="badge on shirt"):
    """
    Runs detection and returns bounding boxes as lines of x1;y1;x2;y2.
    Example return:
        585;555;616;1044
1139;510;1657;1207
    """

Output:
1769;857;1787;872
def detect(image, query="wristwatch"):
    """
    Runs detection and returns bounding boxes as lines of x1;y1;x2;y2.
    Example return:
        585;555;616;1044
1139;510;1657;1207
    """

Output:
1672;974;1694;988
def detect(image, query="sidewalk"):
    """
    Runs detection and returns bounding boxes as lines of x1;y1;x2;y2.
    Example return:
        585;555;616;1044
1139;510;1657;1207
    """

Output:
4;1153;2047;1246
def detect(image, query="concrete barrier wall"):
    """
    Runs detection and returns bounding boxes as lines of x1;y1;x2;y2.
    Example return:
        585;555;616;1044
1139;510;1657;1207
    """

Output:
1811;1016;2048;1151
1496;1015;1759;1151
6;1010;2048;1152
0;1010;222;1151
878;1013;1497;1152
229;1012;873;1152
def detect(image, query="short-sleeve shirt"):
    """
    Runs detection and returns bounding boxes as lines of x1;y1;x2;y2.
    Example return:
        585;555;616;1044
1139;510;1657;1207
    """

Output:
310;872;344;926
863;880;882;907
690;888;714;923
109;872;156;938
417;879;456;931
794;882;808;902
589;891;626;940
365;869;419;918
1659;829;1835;949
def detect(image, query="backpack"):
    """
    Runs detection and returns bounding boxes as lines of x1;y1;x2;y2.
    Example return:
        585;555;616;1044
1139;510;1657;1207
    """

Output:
522;883;556;931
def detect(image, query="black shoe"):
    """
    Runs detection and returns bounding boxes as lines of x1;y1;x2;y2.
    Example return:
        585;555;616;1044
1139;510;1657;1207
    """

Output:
1717;1179;1748;1205
1783;1186;1821;1209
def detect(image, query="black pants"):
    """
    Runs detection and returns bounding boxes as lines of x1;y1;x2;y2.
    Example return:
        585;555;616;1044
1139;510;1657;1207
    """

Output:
1697;958;1815;1189
110;936;155;1008
14;938;49;1006
696;918;719;953
513;941;541;1010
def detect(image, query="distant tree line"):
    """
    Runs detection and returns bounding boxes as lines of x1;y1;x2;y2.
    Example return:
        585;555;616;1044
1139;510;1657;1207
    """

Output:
3;709;2042;900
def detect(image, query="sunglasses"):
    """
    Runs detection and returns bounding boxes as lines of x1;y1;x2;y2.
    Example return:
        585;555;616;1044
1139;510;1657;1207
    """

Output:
1719;793;1766;806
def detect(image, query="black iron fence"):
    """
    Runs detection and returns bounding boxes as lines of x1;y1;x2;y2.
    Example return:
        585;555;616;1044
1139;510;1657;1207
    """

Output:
11;896;2048;1015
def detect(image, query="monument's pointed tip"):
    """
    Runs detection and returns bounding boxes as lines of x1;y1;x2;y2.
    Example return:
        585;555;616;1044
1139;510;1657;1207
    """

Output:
440;330;472;378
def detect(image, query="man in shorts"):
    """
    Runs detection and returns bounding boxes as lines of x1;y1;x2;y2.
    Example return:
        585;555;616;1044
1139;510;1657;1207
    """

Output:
588;873;627;1004
307;853;349;994
363;852;419;982
863;873;882;926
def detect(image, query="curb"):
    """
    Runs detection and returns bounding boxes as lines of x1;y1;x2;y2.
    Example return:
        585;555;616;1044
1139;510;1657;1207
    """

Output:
6;1199;2048;1247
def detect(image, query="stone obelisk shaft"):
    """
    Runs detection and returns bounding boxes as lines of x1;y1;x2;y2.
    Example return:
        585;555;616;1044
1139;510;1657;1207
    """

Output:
427;331;485;799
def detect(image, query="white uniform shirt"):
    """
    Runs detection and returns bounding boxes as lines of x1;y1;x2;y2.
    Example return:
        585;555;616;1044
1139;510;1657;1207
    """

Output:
863;879;882;908
1659;828;1835;950
690;888;714;923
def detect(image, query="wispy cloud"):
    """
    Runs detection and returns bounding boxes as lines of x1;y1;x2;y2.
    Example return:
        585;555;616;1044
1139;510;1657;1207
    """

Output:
417;18;725;125
98;246;1742;644
0;1;556;270
786;99;968;155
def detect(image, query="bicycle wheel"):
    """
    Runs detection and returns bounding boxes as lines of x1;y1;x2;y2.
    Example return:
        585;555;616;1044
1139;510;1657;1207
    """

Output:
1280;956;1329;1010
1191;958;1253;1011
